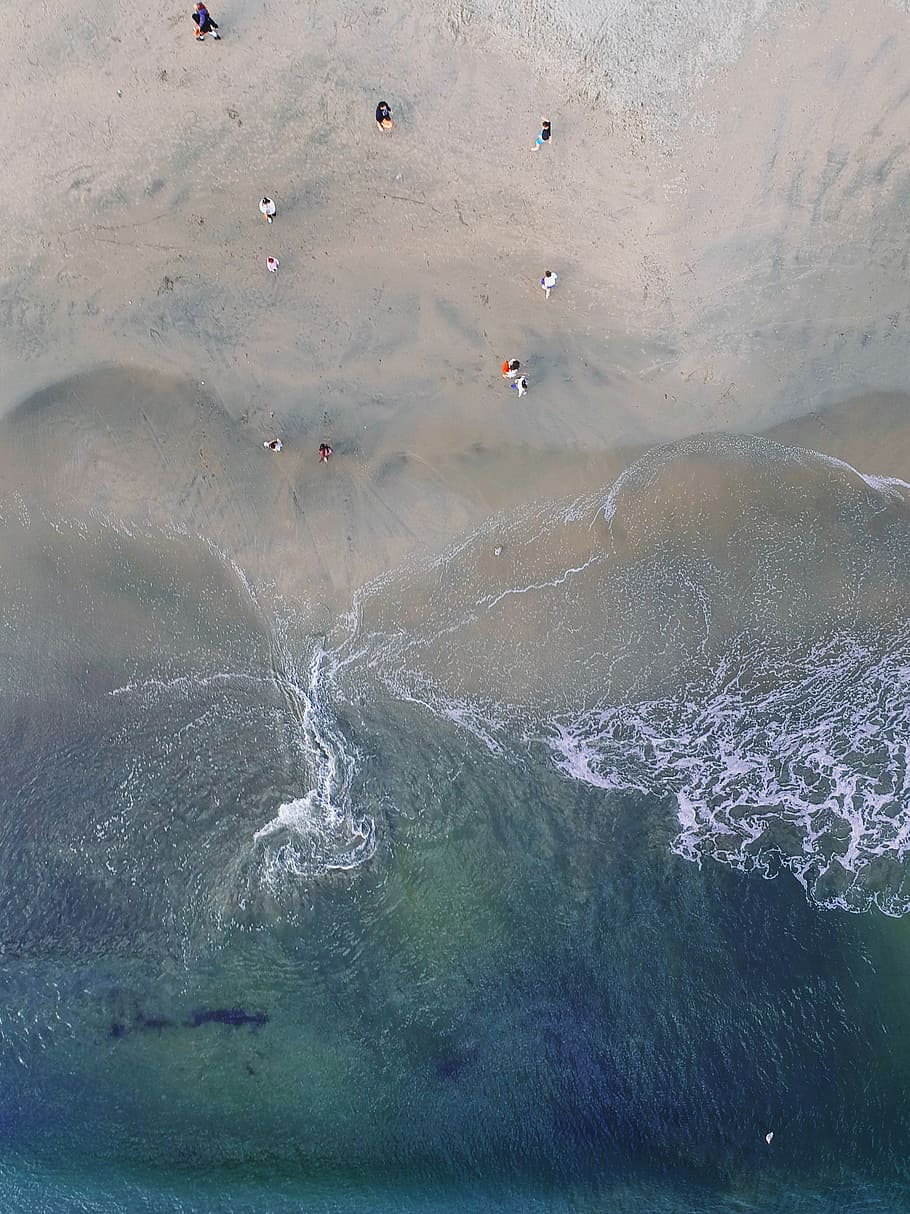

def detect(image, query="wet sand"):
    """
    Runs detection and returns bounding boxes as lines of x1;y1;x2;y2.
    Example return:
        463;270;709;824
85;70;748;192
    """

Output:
2;0;910;610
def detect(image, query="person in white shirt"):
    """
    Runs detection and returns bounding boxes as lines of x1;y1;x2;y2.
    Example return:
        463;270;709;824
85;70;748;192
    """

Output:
511;376;528;398
540;270;558;299
259;197;277;223
266;256;279;273
501;358;521;379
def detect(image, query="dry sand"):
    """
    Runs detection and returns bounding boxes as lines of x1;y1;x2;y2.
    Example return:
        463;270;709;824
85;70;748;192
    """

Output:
2;0;909;613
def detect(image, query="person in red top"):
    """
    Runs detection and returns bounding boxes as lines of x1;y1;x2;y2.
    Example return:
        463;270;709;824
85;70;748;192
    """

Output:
319;443;333;463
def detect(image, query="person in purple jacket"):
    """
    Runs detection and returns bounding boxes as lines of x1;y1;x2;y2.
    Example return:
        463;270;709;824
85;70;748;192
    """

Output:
192;2;221;40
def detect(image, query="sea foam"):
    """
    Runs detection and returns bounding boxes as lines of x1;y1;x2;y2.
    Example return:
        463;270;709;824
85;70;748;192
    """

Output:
337;433;910;915
547;629;910;915
251;644;377;893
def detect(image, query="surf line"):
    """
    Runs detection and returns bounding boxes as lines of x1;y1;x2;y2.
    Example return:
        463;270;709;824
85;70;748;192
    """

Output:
476;552;604;612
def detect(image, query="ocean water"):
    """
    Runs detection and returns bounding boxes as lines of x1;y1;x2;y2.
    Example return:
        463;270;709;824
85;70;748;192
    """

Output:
2;434;910;1212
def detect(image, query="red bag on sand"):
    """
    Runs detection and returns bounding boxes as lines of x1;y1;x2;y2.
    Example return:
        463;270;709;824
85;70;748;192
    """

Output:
502;360;510;376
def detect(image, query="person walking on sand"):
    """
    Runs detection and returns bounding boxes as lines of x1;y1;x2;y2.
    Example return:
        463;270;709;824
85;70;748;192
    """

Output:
533;119;552;151
501;358;521;379
540;270;558;299
259;197;277;224
266;256;279;273
511;376;528;398
376;101;394;131
192;2;220;40
319;443;333;463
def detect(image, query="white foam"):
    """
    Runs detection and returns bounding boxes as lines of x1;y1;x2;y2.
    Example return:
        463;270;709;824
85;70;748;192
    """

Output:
251;643;377;892
390;679;508;756
547;630;910;915
254;791;376;884
550;722;645;791
108;671;267;700
809;448;910;507
476;553;604;613
599;434;910;531
281;432;910;915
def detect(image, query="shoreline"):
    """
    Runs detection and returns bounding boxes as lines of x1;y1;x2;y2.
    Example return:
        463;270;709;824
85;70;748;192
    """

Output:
3;358;908;627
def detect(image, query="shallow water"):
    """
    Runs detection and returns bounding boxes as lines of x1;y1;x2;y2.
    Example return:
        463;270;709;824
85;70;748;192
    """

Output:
1;435;910;1211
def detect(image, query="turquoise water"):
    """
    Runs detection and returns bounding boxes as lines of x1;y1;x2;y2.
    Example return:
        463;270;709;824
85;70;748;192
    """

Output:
2;435;910;1211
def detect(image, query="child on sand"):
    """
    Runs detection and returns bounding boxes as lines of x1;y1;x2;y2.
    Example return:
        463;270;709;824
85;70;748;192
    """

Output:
266;256;279;273
501;359;520;379
540;270;558;299
511;376;528;397
319;443;333;462
259;197;277;223
192;2;220;39
533;119;552;150
375;101;394;131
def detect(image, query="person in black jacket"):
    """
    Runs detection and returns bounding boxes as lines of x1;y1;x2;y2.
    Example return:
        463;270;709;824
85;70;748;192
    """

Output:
192;3;220;40
534;118;552;150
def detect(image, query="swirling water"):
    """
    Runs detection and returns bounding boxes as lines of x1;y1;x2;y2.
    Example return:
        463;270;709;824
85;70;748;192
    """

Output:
2;435;910;1211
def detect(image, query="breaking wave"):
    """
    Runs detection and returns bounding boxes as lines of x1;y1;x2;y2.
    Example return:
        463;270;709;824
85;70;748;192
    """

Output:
331;433;910;916
548;628;910;914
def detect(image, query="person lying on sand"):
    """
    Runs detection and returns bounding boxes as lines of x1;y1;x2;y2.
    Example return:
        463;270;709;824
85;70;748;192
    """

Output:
192;2;220;40
502;359;521;379
266;256;279;273
264;438;283;452
259;197;277;223
376;101;394;131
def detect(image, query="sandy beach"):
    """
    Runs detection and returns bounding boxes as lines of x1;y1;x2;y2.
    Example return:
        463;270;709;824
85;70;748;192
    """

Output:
2;0;909;618
6;2;910;1208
